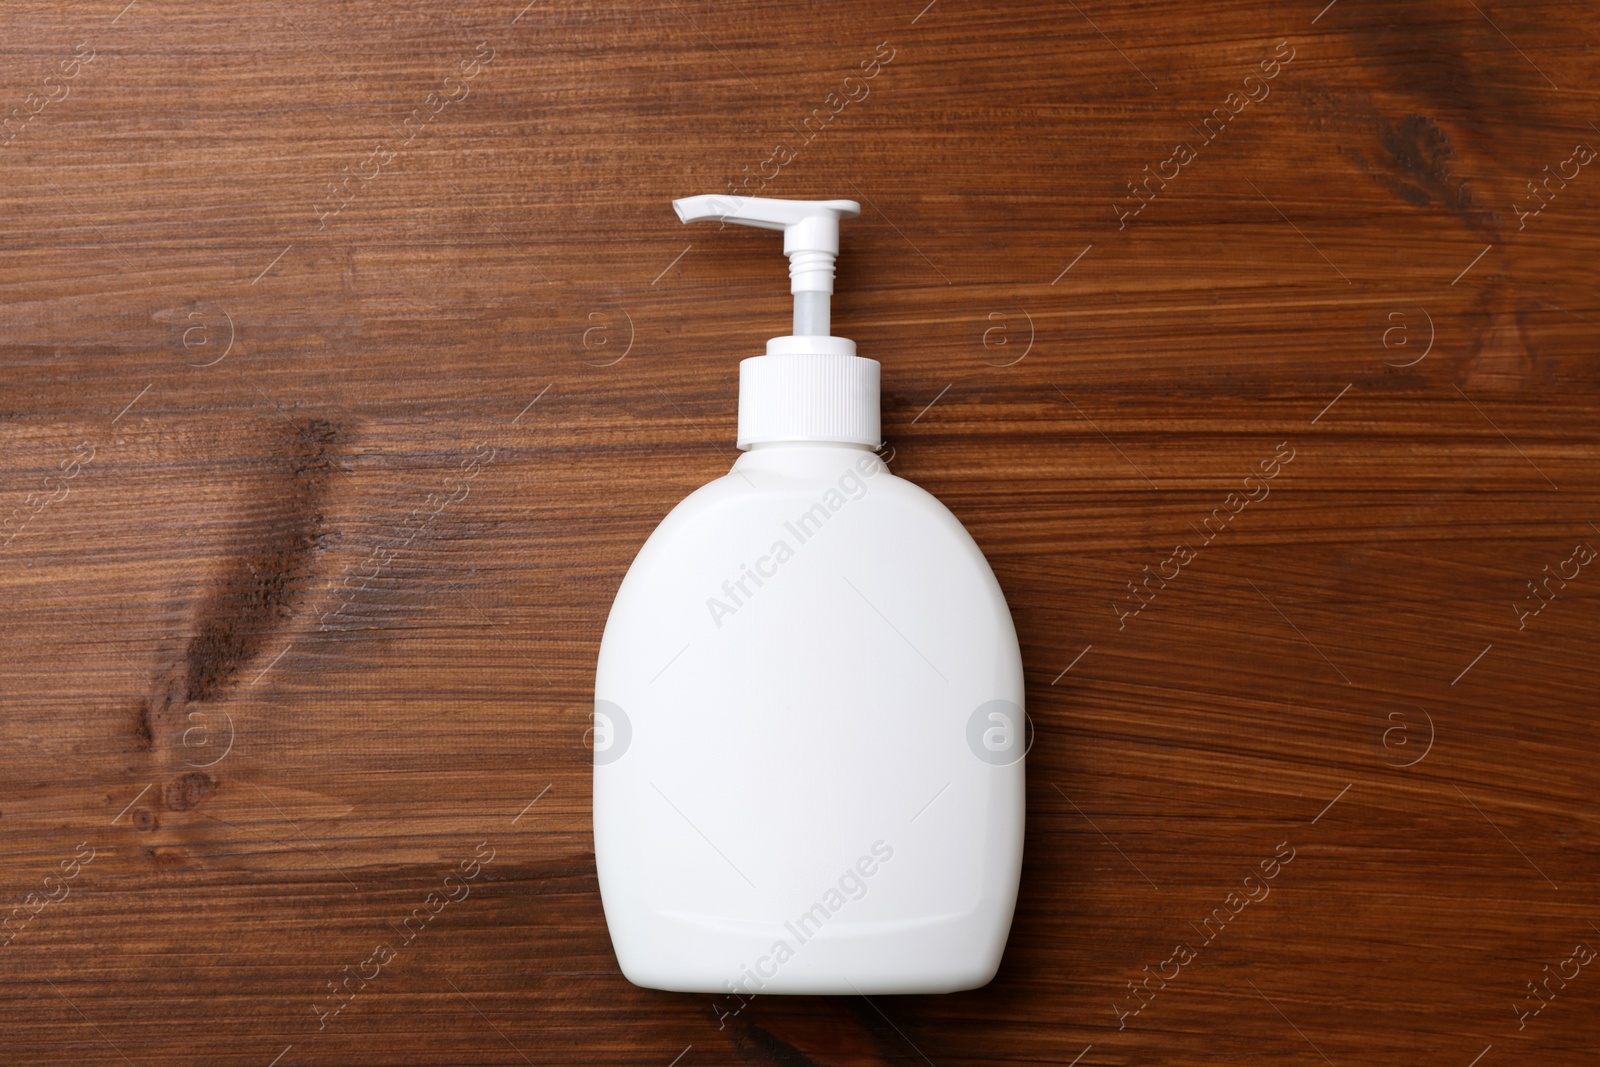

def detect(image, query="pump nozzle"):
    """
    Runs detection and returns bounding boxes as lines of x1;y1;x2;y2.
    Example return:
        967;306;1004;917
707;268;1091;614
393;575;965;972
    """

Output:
673;195;860;336
673;194;878;451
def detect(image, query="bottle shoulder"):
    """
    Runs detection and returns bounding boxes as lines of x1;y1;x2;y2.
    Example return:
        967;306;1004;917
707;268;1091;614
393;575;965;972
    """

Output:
653;456;963;545
611;454;1011;633
603;447;1017;662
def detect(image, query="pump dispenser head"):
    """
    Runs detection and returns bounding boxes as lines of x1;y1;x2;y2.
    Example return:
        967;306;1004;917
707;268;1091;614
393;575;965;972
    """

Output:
673;195;880;451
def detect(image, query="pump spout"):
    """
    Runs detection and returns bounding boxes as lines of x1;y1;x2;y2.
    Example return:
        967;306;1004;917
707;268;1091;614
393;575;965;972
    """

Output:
673;195;860;337
673;194;877;450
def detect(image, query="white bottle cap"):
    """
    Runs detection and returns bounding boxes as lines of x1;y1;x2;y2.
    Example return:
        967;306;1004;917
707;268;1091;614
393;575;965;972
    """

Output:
673;195;881;450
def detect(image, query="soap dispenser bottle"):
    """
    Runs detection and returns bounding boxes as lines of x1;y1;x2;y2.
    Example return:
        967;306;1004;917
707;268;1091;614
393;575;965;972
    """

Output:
593;195;1025;995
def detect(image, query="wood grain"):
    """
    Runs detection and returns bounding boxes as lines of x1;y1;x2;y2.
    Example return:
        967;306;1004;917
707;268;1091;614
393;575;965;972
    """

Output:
2;0;1597;1063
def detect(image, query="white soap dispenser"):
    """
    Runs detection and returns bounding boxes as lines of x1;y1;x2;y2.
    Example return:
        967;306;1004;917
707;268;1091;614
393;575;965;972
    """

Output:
593;194;1025;995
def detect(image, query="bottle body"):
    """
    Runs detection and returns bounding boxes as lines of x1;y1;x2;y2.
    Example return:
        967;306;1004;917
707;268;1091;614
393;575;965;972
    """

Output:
593;443;1024;994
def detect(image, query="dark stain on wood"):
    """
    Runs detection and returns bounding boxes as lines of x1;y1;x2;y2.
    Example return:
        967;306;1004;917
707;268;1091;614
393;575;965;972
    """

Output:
163;771;216;812
183;418;339;704
132;699;153;750
1377;114;1493;231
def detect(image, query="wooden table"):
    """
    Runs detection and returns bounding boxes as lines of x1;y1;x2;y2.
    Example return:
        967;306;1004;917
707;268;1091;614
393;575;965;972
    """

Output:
3;1;1596;1063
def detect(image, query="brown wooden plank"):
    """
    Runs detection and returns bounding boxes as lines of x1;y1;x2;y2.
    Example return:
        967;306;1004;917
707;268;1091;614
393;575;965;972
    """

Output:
1;0;1597;1063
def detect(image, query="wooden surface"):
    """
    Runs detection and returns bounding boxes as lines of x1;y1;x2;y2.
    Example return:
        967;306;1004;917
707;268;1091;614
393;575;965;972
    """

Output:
2;0;1597;1063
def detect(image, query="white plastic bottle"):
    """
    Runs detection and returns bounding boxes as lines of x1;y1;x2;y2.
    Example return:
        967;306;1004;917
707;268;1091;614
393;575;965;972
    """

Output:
593;195;1025;995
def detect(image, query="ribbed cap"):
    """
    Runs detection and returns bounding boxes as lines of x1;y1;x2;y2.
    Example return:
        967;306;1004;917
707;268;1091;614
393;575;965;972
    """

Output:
736;337;880;450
